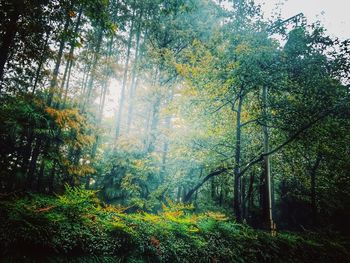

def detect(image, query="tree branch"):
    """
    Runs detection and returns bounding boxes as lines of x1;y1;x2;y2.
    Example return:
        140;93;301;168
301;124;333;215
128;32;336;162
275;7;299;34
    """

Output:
184;100;345;202
183;167;229;202
210;100;232;114
237;104;336;177
240;118;260;128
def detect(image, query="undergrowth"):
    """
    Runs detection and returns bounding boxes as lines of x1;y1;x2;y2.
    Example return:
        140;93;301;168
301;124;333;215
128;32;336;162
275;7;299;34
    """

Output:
0;186;349;263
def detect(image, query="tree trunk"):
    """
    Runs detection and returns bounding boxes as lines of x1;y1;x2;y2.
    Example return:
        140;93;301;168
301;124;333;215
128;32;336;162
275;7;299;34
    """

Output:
310;154;322;226
83;27;103;110
48;161;56;194
0;0;22;88
21;130;34;181
261;86;274;231
242;175;247;220
37;158;45;192
126;10;143;134
143;104;152;150
33;31;50;94
233;95;243;222
177;186;182;202
62;58;73;107
247;172;255;218
47;12;71;106
219;184;224;207
184;167;227;203
115;9;135;138
160;87;174;181
147;96;161;153
58;6;83;107
79;61;92;108
26;138;42;190
182;186;188;202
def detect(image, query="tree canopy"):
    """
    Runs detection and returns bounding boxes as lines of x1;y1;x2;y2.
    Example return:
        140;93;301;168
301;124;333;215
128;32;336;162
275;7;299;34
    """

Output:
0;1;350;260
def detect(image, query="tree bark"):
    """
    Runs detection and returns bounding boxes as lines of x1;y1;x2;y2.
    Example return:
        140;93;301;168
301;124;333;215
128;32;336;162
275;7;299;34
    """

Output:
37;158;45;192
115;9;135;138
233;95;243;222
48;161;56;194
0;0;22;88
310;153;322;226
147;95;161;153
33;30;50;94
26;138;42;190
261;85;274;231
58;6;83;107
126;10;143;134
160;88;174;181
62;58;73;107
47;11;71;106
21;130;34;181
83;27;103;110
247;172;255;217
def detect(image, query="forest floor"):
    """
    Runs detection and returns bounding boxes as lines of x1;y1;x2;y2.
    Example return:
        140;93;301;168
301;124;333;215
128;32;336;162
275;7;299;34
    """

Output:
0;188;349;263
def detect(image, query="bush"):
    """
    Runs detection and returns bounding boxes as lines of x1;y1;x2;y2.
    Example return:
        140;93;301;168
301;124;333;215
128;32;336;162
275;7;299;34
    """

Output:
0;188;349;262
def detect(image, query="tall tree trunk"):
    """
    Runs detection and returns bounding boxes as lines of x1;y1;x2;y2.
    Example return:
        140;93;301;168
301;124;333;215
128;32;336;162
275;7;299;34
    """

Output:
233;95;243;222
182;186;188;202
21;130;34;182
0;0;22;88
26;138;42;190
58;59;71;107
86;35;114;189
160;88;174;181
62;58;73;107
259;167;266;218
37;158;45;192
219;184;224;206
58;6;83;107
147;96;161;153
48;161;57;194
47;12;71;106
79;61;92;108
262;86;274;232
126;10;143;134
33;31;50;94
115;10;135;138
242;175;247;220
143;104;152;150
247;171;255;217
83;27;103;110
160;140;169;181
310;153;322;226
177;186;182;202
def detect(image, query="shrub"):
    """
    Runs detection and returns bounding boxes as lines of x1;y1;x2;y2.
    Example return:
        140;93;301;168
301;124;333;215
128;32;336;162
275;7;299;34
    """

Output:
0;188;349;262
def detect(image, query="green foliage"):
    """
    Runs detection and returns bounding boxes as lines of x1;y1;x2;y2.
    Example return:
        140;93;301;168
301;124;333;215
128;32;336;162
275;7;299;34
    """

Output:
97;148;161;210
1;0;350;262
0;189;349;262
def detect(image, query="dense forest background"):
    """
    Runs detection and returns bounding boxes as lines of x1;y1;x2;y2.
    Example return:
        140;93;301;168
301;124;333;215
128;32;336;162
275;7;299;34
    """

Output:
1;1;350;260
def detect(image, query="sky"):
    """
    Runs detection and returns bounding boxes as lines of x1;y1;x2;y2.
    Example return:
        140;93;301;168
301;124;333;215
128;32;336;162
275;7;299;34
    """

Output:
256;0;350;39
